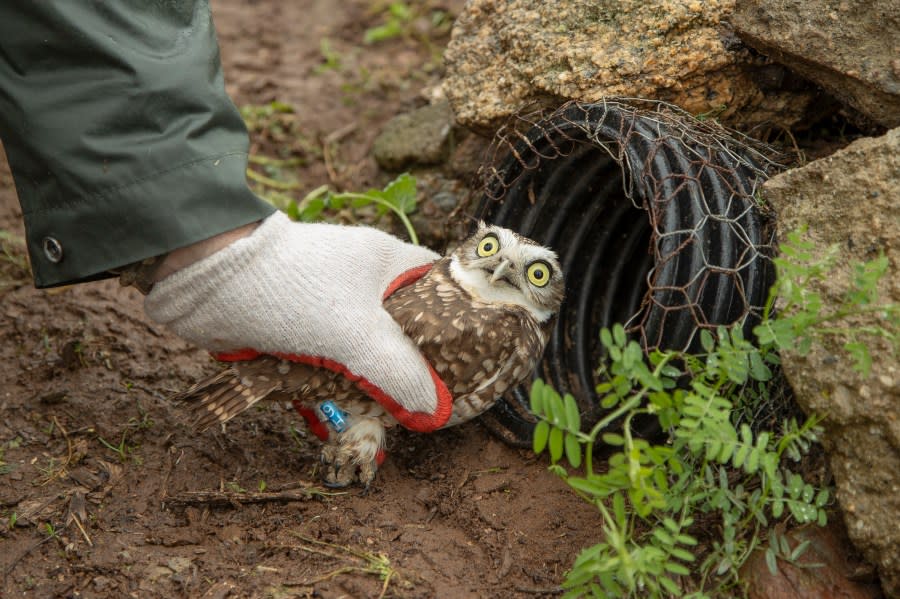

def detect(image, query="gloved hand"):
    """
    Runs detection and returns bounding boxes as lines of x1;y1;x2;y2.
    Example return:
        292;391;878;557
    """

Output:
144;211;449;422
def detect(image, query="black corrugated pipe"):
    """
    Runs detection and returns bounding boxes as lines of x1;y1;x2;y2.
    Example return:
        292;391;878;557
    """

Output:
467;100;780;447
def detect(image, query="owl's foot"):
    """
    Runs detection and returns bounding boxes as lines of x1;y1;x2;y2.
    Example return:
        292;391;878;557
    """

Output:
319;417;386;489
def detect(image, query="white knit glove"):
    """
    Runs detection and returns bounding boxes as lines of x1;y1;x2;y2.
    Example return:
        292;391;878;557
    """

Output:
144;211;447;422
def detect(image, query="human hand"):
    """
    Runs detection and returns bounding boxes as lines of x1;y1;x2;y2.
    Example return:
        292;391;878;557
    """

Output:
144;212;449;423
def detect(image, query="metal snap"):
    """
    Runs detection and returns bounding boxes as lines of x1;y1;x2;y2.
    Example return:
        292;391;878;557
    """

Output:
42;236;63;263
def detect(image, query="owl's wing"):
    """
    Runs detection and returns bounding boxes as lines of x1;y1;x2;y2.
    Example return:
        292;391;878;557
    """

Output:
450;311;545;424
171;356;285;431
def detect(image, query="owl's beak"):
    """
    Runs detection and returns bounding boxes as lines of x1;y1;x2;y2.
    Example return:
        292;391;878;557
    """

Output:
489;259;512;285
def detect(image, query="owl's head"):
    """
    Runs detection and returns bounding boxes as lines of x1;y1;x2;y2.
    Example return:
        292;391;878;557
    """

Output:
449;222;564;322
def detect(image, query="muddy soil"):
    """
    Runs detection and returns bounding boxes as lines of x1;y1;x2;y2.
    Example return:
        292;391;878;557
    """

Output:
0;1;601;597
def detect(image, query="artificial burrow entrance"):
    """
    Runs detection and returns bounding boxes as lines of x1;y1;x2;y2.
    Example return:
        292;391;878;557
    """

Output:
467;100;779;446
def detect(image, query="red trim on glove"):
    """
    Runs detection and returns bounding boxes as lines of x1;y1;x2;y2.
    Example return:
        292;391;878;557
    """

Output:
293;401;330;442
214;348;262;362
382;264;432;300
214;260;453;434
214;349;453;432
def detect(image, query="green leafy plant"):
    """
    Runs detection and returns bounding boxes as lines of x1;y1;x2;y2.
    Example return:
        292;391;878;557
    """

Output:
363;1;453;66
287;173;420;244
315;38;343;74
226;481;247;493
364;2;413;44
531;230;896;597
755;228;896;377
98;431;141;465
239;102;421;243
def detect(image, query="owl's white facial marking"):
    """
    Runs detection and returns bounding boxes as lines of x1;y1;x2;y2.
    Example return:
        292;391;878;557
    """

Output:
448;223;564;323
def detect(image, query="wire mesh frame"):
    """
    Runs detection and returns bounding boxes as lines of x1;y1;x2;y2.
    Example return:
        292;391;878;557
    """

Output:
468;99;781;444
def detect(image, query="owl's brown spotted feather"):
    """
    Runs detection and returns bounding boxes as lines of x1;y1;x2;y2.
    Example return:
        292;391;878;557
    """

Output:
385;258;551;426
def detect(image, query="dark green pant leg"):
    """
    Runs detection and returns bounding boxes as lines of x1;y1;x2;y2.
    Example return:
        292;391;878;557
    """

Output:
0;0;274;287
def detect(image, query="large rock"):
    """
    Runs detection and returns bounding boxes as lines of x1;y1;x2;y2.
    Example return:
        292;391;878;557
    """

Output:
731;0;900;128
443;0;816;131
763;128;900;597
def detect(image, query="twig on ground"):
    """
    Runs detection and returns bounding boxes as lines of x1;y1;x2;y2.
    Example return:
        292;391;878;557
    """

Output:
514;586;564;595
38;416;75;486
162;482;336;509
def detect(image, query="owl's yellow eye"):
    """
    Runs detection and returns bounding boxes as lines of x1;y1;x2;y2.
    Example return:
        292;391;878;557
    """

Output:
477;234;500;257
526;261;551;287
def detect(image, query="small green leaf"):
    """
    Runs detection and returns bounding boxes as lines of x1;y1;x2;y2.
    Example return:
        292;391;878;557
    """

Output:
612;493;627;526
601;432;625;446
764;453;779;481
565;432;582;468
549;426;564;463
381;172;417;214
668;547;695;562
567;476;608;496
533;420;550;454
599;328;613;349
790;539;811;561
608;345;622;362
765;547;778;575
599;394;618;409
700;329;714;352
802;483;815;504
748;350;772;381
733;444;749;470
772;498;784;518
658;562;691;580
547;393;564;427
779;534;791;556
652;528;674;546
746;448;760;474
563;394;581;432
529;379;545;415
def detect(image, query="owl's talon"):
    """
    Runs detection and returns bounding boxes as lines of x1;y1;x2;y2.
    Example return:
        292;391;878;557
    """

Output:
322;476;352;489
316;417;384;488
319;449;375;488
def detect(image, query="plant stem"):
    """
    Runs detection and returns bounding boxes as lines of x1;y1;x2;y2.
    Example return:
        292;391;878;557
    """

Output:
248;155;305;167
331;192;419;245
246;168;302;191
587;354;675;442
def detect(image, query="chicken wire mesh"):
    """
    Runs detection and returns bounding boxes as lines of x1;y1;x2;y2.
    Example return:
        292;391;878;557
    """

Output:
460;99;782;445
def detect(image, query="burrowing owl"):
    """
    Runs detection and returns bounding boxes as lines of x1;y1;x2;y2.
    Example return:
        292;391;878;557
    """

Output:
173;223;564;487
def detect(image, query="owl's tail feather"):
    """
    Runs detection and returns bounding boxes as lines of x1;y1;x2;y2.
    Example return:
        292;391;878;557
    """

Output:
170;368;281;432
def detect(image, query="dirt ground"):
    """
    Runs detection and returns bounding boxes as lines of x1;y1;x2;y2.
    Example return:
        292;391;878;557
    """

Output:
0;1;604;598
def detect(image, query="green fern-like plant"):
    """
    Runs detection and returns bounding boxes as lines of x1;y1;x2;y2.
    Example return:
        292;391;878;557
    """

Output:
532;230;896;597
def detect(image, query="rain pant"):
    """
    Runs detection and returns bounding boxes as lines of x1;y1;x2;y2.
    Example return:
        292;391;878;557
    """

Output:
0;1;274;287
